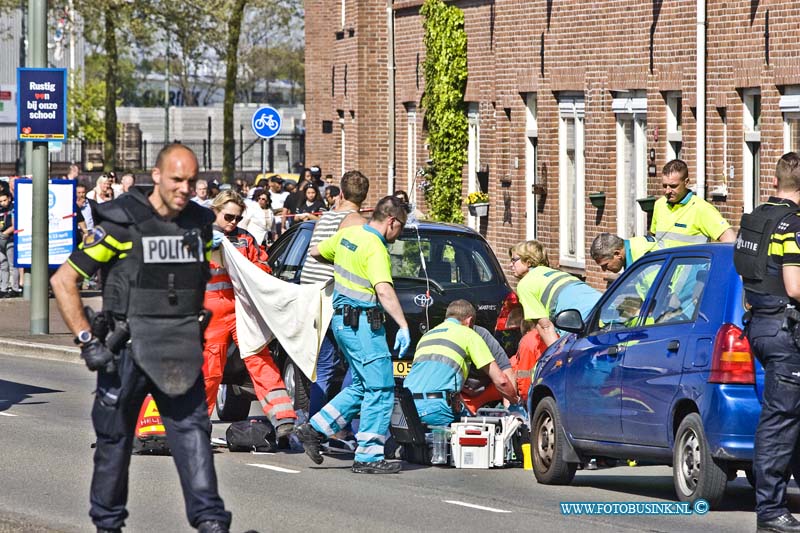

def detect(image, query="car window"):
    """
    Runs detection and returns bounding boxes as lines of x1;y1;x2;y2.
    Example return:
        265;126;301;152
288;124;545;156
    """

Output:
591;261;664;333
645;257;711;325
387;231;499;288
268;227;313;282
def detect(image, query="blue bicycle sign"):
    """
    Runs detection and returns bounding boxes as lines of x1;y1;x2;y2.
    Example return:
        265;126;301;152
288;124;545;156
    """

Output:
251;105;282;139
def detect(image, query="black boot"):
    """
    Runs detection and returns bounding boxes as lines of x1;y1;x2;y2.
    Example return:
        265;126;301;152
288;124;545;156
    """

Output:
757;513;800;533
295;423;327;464
197;520;229;533
97;528;122;533
351;459;402;474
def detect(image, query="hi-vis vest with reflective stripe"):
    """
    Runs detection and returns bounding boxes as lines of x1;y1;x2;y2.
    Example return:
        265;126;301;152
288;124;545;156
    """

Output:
412;321;475;389
533;267;581;317
329;226;388;307
651;194;729;245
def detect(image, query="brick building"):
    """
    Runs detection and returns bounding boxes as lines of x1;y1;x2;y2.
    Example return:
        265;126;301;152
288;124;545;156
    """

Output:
305;0;800;288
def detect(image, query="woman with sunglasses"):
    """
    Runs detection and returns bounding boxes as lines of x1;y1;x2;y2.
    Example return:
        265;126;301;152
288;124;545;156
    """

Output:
509;240;601;347
202;190;297;438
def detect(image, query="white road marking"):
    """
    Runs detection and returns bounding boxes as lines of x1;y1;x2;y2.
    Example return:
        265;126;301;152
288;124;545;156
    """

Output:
247;463;300;474
443;500;511;513
0;412;17;417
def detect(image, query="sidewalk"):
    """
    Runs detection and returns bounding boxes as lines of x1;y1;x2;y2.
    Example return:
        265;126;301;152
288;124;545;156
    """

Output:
0;293;102;363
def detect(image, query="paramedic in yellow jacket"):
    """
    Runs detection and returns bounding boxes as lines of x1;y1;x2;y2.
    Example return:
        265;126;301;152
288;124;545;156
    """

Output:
295;195;411;475
651;159;736;245
510;240;601;347
404;300;520;427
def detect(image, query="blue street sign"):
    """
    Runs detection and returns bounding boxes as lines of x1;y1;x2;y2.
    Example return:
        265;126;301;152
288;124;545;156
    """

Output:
251;105;282;139
17;68;68;141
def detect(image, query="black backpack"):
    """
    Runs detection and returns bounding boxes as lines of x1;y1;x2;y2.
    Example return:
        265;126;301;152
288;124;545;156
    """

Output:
226;420;277;453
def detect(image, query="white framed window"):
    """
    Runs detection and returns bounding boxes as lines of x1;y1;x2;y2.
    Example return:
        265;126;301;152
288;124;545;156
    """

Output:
467;103;481;230
525;92;538;239
405;104;417;204
558;94;585;267
781;86;800;154
743;89;761;213
614;91;648;238
665;92;682;160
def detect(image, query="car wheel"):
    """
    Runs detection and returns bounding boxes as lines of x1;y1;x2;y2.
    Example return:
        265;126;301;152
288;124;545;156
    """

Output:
531;396;577;485
283;358;310;412
672;413;727;508
216;385;252;422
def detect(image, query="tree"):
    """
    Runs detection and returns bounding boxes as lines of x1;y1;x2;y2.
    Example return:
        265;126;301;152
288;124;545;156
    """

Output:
219;0;301;182
67;71;105;142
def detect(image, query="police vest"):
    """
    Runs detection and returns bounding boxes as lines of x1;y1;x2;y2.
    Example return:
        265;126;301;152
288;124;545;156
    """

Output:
97;189;212;318
96;189;214;396
734;202;798;299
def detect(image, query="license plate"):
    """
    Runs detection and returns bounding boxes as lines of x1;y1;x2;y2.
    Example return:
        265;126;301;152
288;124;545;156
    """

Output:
393;360;412;377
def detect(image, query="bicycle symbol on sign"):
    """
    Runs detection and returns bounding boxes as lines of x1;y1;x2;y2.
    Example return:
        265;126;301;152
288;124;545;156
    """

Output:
254;113;278;131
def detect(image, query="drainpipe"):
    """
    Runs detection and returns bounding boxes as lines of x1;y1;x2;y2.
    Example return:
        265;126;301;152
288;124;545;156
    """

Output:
387;0;396;194
696;0;706;198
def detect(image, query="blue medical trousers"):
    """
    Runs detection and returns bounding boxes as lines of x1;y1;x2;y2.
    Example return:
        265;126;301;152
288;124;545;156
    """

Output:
749;314;800;521
89;349;231;530
310;313;394;462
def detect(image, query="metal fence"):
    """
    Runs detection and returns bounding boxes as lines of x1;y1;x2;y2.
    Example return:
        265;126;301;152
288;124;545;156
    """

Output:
0;133;305;175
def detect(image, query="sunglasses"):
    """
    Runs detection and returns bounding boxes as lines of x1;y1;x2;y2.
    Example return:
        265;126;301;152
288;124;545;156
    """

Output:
510;256;522;264
223;213;244;223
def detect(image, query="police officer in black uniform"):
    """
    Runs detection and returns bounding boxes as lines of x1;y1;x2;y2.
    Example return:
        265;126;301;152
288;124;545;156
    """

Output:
735;152;800;533
50;144;232;533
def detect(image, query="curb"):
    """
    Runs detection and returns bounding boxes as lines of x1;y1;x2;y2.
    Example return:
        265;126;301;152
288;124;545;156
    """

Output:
0;338;81;364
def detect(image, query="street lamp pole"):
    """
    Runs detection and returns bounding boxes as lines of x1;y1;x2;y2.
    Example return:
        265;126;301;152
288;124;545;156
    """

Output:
164;33;170;144
28;0;48;334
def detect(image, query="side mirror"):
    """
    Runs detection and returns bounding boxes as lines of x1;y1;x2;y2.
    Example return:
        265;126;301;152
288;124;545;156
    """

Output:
554;309;584;333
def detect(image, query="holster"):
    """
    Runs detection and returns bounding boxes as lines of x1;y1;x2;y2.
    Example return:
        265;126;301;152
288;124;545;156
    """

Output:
366;307;385;331
783;306;800;350
343;305;360;330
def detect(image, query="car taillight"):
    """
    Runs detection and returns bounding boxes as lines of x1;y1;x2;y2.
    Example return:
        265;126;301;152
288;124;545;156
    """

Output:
496;291;522;331
709;323;755;384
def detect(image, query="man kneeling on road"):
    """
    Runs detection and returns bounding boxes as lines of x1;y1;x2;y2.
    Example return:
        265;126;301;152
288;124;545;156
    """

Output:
404;300;520;427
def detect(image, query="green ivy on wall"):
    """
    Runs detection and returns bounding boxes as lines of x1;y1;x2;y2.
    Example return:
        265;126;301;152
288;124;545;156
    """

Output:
420;0;468;224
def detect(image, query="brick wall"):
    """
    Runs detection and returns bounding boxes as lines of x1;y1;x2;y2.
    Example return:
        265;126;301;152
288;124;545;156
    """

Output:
305;0;800;289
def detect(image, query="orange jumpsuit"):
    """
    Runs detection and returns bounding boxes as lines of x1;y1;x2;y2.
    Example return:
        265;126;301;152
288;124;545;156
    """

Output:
202;228;297;428
461;329;548;414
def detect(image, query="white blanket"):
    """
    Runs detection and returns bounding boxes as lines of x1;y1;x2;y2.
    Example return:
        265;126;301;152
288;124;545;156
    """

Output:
220;238;333;381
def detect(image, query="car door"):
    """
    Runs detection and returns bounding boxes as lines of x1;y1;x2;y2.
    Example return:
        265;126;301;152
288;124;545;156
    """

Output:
564;259;665;441
620;255;711;446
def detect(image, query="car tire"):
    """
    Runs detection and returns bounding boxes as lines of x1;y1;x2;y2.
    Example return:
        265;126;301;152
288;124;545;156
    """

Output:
673;413;728;508
531;396;578;485
283;358;310;412
216;385;252;422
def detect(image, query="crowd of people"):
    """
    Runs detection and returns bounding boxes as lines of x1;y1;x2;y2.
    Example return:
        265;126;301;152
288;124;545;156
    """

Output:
47;143;775;533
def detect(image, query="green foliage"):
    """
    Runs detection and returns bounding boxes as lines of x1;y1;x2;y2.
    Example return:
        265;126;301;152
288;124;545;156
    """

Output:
68;72;106;142
420;0;468;224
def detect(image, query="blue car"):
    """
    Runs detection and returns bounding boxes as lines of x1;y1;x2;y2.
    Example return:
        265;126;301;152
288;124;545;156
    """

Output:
528;243;763;508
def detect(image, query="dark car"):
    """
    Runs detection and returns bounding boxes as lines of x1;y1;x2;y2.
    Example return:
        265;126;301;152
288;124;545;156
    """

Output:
216;219;521;420
528;243;763;508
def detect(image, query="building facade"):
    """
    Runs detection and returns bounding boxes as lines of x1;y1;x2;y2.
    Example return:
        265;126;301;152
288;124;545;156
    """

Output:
305;0;800;287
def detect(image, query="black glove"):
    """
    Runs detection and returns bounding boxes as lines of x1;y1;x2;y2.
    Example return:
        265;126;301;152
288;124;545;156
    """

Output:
81;337;116;373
